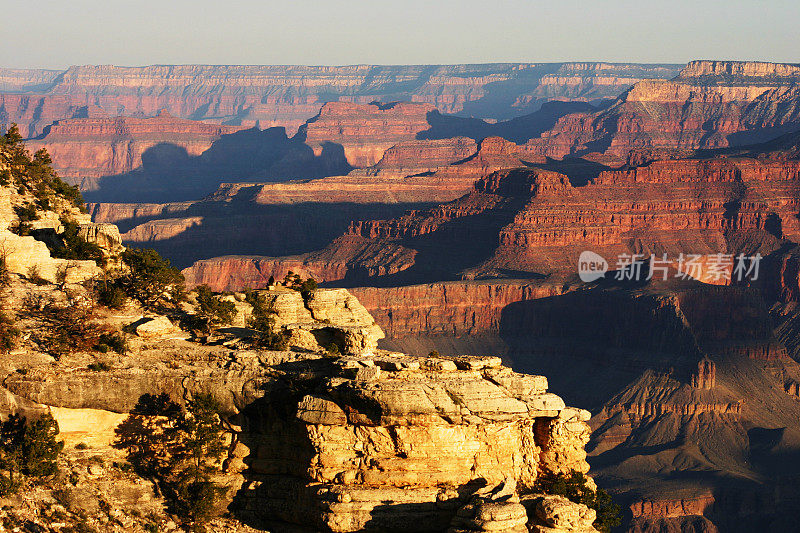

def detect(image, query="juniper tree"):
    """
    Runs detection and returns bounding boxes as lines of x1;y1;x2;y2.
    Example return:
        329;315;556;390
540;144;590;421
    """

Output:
118;248;185;310
0;413;63;495
194;285;236;334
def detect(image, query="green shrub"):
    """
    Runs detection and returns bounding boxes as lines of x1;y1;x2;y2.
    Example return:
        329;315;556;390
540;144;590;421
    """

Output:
21;414;63;477
26;265;48;285
50;220;104;266
244;289;291;349
96;332;127;354
326;342;341;355
252;329;290;350
10;222;31;236
115;393;227;529
169;394;227;526
244;289;275;332
118;248;185;310
22;295;109;358
1;124;23;147
0;311;19;354
532;471;621;533
87;362;112;372
35;198;50;211
194;285;236;334
0;413;64;494
49;176;85;210
0;130;86;210
283;271;317;300
114;393;181;481
13;203;39;223
97;282;127;309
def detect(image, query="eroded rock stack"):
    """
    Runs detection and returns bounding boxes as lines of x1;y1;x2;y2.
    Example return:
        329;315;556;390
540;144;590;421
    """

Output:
222;286;385;355
234;350;592;532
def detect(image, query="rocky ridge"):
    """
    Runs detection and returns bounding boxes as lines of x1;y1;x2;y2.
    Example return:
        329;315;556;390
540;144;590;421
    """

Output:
0;279;603;533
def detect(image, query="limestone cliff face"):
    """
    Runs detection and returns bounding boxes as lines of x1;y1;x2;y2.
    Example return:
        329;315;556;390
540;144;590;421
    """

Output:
0;68;60;92
678;60;800;79
5;346;597;532
233;352;592;532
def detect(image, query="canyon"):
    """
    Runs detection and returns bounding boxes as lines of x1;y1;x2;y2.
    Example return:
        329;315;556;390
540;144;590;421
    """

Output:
6;58;800;531
169;61;800;532
181;148;800;289
54;60;800;283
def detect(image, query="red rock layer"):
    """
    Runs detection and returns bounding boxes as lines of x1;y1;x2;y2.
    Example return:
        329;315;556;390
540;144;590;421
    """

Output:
27;111;243;178
480;157;800;276
348;280;568;337
629;492;715;519
86;135;538;265
0;93;95;139
300;102;437;167
231;150;798;287
176;142;800;292
86;202;192;227
181;235;418;291
355;137;478;178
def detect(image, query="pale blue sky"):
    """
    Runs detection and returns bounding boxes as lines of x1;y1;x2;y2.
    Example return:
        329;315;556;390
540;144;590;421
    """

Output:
3;0;798;68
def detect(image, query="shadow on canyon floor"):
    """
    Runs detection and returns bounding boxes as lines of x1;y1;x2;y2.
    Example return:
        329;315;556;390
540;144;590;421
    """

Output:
81;127;353;203
113;201;434;269
419;100;597;145
333;197;530;288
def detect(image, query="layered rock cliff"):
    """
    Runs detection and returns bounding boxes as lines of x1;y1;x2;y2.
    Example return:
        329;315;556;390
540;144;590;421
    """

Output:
301;101;438;167
1;63;680;138
80;134;543;270
527;60;800;162
241;148;796;287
